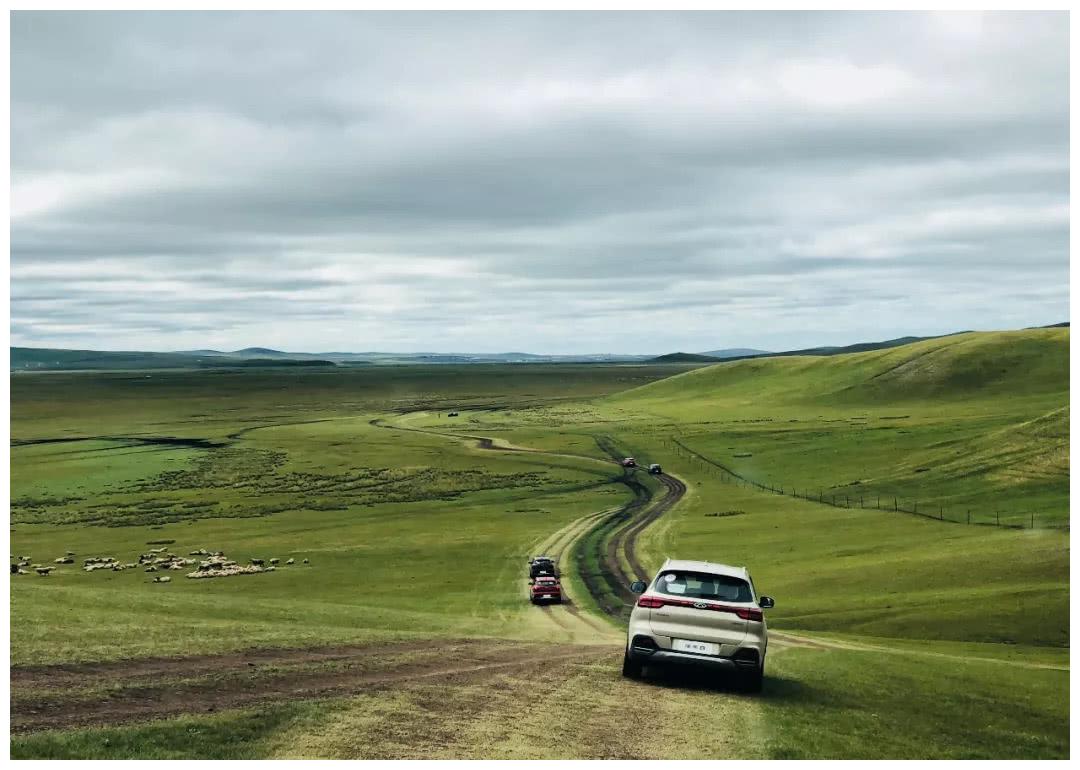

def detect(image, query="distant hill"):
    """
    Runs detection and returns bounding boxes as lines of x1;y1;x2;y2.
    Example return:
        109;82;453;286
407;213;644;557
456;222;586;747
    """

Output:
231;347;291;358
651;336;956;366
649;352;721;363
614;327;1069;408
223;358;335;368
698;348;771;359
10;348;335;371
698;332;972;364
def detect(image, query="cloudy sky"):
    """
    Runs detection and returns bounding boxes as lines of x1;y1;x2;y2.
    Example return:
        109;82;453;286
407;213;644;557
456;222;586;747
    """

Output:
11;11;1069;354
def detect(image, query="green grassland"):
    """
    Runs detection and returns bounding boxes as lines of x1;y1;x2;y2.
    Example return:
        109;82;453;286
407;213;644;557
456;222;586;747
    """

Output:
10;330;1069;758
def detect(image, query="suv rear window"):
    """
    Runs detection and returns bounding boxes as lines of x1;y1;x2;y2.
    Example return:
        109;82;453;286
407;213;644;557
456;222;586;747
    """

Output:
652;570;752;602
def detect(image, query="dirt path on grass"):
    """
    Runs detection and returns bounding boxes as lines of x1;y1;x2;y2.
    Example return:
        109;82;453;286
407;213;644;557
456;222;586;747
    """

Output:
10;639;609;734
372;414;690;620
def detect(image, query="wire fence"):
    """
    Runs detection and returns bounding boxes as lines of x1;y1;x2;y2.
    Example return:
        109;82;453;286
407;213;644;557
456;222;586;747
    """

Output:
665;437;1066;531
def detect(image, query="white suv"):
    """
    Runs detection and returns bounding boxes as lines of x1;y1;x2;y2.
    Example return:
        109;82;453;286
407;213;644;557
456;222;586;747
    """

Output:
623;559;774;691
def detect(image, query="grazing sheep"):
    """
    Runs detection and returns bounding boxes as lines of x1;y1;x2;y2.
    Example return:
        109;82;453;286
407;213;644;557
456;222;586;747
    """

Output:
269;558;279;565
286;558;295;565
35;567;53;576
65;551;75;556
302;558;310;564
145;566;157;573
152;575;172;583
149;547;167;554
185;563;272;580
250;558;264;566
17;569;29;575
54;557;74;564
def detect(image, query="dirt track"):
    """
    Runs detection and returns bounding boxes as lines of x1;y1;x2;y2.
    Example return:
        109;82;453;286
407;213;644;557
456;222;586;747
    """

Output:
11;639;608;734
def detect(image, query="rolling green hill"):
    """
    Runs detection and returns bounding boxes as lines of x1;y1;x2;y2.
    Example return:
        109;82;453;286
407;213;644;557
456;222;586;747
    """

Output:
607;329;1069;526
649;352;721;363
8;330;1070;759
619;328;1067;409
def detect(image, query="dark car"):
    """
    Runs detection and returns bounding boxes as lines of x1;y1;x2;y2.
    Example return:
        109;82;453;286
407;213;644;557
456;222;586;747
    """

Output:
648;463;662;474
529;556;558;579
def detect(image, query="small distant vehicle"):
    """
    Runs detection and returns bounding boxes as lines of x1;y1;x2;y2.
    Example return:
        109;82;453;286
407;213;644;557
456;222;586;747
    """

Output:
447;411;459;417
621;457;637;468
528;556;558;580
648;463;662;475
530;575;562;604
624;558;774;692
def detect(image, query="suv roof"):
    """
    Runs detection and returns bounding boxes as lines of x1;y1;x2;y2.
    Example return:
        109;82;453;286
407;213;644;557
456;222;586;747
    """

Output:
659;558;749;580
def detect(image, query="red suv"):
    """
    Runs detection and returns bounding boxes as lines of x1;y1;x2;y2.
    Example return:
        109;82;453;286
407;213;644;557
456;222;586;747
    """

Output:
530;575;562;604
621;457;637;468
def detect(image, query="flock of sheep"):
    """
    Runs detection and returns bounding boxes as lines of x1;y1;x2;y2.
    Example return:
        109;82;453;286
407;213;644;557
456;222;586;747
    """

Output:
12;546;310;583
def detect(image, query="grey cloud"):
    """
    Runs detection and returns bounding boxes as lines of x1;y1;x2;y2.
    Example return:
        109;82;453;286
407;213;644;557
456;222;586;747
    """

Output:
11;11;1069;353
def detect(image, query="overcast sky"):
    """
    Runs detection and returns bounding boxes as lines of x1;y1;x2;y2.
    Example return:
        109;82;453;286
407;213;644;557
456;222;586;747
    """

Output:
11;11;1069;354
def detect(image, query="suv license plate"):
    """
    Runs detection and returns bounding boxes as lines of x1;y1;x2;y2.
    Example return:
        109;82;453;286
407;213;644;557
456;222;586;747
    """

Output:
673;639;720;656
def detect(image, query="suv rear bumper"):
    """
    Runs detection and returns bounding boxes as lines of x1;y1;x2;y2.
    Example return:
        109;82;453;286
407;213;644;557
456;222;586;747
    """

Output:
629;648;745;669
628;636;760;670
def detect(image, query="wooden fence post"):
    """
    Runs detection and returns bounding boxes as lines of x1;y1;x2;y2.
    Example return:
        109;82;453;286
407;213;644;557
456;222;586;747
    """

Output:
967;509;970;524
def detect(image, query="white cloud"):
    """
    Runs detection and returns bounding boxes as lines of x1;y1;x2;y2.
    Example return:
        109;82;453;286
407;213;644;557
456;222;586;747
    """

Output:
9;11;1069;353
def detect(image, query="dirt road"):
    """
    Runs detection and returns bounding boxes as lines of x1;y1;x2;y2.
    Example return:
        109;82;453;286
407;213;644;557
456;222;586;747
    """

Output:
11;639;609;734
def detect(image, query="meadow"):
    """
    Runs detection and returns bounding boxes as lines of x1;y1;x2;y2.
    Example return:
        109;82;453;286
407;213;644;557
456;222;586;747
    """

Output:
9;331;1069;758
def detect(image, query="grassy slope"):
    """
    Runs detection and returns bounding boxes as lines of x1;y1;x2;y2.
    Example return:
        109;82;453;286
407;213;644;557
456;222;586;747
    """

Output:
608;328;1069;525
599;328;1069;757
9;337;1070;758
12;365;693;665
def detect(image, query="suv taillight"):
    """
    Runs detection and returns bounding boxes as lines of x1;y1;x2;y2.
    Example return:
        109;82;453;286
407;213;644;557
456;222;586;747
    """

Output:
736;607;763;622
637;596;665;608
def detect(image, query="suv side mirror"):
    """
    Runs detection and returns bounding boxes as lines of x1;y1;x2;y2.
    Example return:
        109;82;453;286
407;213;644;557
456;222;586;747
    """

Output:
759;596;775;609
630;580;647;594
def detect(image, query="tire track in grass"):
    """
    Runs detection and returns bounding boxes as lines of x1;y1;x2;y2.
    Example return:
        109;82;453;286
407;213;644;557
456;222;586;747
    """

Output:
371;413;665;622
11;641;609;734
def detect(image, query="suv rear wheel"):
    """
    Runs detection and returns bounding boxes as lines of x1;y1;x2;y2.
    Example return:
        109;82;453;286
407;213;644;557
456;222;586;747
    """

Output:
621;650;643;679
740;657;764;692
